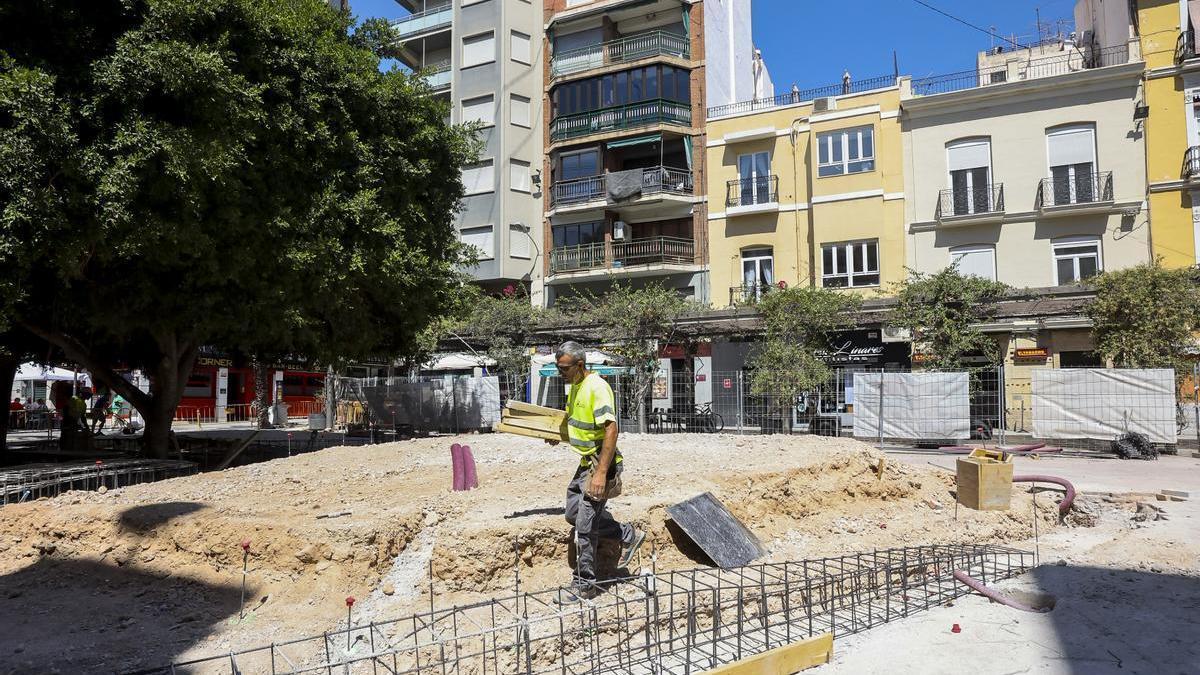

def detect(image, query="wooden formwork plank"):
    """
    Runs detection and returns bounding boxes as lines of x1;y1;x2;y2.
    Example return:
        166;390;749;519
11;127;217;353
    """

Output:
493;422;567;442
702;633;832;675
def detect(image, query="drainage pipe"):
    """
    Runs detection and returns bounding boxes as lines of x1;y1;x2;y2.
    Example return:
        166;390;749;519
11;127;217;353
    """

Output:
1013;474;1076;514
952;570;1052;613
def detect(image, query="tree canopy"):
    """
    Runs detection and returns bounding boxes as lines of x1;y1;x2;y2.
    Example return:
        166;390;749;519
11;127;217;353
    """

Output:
1086;262;1200;374
0;0;476;455
888;267;1009;370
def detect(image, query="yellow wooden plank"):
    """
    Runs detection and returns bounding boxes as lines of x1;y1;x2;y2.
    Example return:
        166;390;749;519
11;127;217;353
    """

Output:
505;400;566;418
499;416;567;435
703;633;832;675
493;421;568;442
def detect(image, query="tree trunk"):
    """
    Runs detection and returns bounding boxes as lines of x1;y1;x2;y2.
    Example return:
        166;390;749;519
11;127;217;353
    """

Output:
0;355;17;455
140;345;194;459
253;357;269;428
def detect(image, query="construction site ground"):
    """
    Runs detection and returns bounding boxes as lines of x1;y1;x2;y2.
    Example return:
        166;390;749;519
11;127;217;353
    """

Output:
0;433;1196;674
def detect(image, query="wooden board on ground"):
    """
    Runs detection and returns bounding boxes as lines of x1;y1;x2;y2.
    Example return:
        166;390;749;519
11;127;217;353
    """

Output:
703;633;832;675
666;492;766;569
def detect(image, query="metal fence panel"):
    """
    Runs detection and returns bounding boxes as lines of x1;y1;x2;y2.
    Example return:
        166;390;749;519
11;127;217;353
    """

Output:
853;372;971;441
1031;368;1177;444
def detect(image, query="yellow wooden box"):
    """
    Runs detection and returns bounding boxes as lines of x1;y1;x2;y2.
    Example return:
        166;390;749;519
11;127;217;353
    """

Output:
956;448;1013;511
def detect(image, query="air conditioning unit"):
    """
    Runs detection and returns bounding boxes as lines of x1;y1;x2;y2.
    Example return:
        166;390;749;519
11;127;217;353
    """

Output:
881;325;912;343
814;96;837;112
612;220;626;241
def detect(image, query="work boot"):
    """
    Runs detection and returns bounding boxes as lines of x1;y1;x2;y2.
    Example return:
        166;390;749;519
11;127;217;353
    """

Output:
555;578;602;604
618;529;646;568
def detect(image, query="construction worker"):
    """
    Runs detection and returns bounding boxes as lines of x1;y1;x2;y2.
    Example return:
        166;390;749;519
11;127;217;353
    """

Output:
547;341;645;602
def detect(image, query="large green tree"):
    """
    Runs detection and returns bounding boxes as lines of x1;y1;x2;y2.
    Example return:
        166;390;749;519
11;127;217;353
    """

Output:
0;0;476;456
1087;262;1200;374
888;267;1009;370
747;286;860;430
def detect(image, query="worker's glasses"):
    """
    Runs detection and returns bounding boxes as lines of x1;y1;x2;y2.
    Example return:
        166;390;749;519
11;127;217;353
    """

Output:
555;362;576;373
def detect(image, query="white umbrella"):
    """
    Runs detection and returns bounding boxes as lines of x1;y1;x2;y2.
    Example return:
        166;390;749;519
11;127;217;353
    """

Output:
14;363;85;382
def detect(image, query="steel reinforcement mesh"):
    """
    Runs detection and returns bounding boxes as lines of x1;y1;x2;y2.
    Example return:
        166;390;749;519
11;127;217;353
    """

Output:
135;543;1035;675
0;459;198;505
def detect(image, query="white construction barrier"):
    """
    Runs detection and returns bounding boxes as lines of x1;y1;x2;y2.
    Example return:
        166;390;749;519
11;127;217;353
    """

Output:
1032;368;1176;444
853;372;971;440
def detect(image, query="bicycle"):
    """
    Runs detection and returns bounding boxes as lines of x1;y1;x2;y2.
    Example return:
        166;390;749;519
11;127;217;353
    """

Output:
690;402;724;433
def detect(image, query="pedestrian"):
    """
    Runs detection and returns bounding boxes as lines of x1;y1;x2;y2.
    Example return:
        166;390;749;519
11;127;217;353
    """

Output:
90;386;112;434
9;396;25;430
547;341;646;603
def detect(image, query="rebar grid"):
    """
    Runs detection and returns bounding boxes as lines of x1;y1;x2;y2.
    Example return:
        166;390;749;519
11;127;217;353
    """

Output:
137;544;1033;675
0;459;197;505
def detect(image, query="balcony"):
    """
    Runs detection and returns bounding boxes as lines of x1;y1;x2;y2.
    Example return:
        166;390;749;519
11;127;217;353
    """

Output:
549;236;695;275
729;283;773;306
1178;29;1197;63
550;99;691;143
423;61;451;92
725;176;780;216
910;44;1133;97
936;183;1005;225
551;30;689;78
551;166;693;207
1184;146;1200;181
1036;172;1113;215
390;3;452;41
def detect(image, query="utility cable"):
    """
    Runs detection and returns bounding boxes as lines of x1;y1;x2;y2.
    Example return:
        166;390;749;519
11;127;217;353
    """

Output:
907;0;1027;50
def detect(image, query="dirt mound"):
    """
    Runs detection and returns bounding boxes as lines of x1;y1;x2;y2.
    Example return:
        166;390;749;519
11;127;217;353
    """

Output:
0;433;1059;672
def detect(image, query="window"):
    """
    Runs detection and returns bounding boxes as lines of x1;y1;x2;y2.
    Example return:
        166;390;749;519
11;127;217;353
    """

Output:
510;30;531;64
462;95;495;126
560;149;599;180
461;159;494;195
822;240;879;288
551;65;690;117
462;32;495;69
737;151;773;204
1047;125;1097;205
1052;237;1101;285
461;226;495;260
509;224;531;259
510;94;531;127
741;248;774;300
817;126;874;177
510;159;531;193
946;138;992;215
949;245;996;281
552;221;604;248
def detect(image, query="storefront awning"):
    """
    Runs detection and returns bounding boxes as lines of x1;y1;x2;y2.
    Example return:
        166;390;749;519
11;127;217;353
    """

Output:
606;134;661;149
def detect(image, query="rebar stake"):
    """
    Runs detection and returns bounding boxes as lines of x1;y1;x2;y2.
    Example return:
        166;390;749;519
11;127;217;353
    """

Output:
345;596;355;650
239;539;250;619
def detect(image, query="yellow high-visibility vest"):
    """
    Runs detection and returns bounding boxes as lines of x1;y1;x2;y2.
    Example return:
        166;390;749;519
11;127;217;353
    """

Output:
564;372;622;467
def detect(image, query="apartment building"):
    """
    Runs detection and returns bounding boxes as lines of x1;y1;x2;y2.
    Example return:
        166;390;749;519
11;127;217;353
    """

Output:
901;18;1149;412
391;0;547;300
1129;0;1200;267
706;78;908;307
539;0;770;307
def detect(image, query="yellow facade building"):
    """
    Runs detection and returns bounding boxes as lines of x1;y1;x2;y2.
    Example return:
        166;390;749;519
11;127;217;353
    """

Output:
1137;0;1200;267
705;79;906;306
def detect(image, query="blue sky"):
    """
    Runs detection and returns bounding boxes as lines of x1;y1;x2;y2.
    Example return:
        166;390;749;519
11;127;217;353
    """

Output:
348;0;1079;85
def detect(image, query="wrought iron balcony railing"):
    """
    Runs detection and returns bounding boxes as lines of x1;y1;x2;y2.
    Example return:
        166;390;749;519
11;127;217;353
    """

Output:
1178;29;1197;63
1036;171;1113;208
389;4;452;39
726;176;779;208
549;236;695;274
550;99;691;142
552;30;689;78
1184;146;1200;180
729;283;773;306
911;44;1132;97
708;74;896;118
551;166;693;205
936;183;1005;219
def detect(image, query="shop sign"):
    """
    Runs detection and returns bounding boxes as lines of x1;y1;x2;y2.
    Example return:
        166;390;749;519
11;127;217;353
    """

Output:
197;356;234;368
1015;347;1049;361
816;331;887;365
695;374;707;382
723;378;733;389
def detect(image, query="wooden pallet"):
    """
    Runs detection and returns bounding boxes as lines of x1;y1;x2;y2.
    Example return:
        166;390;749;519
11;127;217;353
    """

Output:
493;400;569;442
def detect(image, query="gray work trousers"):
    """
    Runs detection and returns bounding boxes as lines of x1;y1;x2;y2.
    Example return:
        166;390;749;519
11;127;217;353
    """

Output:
564;463;632;582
